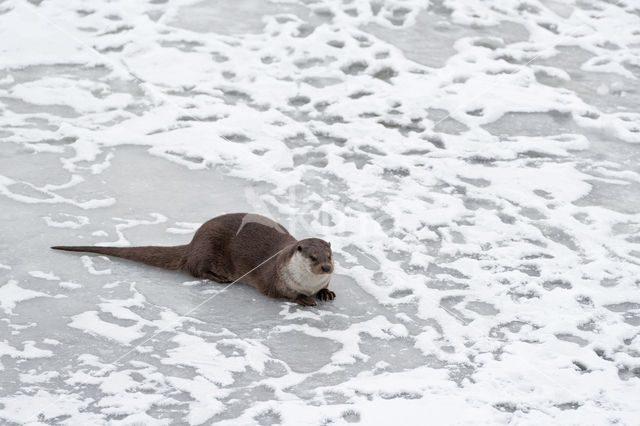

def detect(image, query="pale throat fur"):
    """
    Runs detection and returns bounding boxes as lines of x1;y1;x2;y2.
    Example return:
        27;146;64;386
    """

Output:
281;250;331;296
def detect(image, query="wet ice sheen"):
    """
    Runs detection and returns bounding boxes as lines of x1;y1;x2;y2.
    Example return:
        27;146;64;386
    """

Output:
1;0;640;424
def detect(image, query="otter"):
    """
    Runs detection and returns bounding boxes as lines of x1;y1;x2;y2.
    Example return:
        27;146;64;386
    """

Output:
51;213;335;306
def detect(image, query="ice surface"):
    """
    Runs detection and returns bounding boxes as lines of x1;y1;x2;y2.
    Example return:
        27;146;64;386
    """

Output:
1;0;640;424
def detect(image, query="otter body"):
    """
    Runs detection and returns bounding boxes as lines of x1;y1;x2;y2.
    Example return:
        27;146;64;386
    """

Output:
52;213;335;306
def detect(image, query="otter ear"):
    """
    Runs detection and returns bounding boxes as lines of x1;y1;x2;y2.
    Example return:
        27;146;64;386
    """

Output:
328;242;331;247
297;245;302;252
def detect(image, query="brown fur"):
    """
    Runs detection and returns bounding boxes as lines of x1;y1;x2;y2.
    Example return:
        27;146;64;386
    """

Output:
51;213;335;306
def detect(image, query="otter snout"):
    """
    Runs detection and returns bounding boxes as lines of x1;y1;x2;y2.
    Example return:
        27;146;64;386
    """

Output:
296;238;333;275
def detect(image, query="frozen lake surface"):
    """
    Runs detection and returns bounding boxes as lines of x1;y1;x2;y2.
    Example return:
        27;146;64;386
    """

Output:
1;0;640;424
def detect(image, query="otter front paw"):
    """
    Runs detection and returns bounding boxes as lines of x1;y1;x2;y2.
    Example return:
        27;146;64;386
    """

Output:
316;288;336;301
294;295;317;306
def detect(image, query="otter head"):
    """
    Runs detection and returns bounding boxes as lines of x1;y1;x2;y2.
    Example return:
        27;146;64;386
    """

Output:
296;238;333;275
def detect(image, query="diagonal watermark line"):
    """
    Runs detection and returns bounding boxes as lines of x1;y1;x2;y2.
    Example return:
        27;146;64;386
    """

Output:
108;247;286;367
25;247;286;423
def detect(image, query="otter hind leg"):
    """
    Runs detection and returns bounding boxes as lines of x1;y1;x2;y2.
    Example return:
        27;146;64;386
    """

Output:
293;294;317;306
316;288;336;301
199;270;233;283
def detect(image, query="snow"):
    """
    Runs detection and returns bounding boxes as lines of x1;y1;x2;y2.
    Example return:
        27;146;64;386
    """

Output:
1;0;640;424
0;280;54;314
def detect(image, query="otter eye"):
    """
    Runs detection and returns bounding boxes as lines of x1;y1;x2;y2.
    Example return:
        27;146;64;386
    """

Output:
310;256;317;262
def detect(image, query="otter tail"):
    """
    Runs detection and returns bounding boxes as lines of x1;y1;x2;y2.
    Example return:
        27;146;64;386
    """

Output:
51;245;187;270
